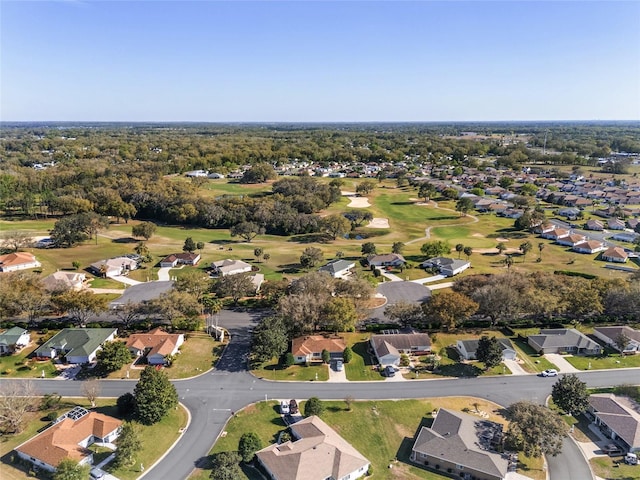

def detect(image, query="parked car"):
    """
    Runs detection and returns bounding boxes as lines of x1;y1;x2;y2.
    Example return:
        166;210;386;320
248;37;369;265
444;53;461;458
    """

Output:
603;444;623;456
540;369;558;377
280;400;290;415
624;452;638;465
89;468;107;480
289;399;299;414
384;365;396;377
335;360;344;372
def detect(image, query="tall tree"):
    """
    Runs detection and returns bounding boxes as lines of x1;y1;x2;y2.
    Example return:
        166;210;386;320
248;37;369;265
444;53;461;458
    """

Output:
253;247;263;262
134;366;178;425
238;432;262;463
183;237;197;253
50;290;108;326
81;379;101;407
0;380;38;433
300;247;324;269
132;221;157;240
114;421;142;467
361;242;377;256
355;180;376;195
475;336;503;369
321;214;351;240
496;242;507;255
211;273;256;305
322;297;357;332
210;451;243;480
463;246;473;260
53;459;90;480
96;341;133;372
551;374;590;415
455;197;475;216
455;243;464;259
505;401;568;457
519;241;533;262
420;240;451;258
422;290;478;330
384;301;425;328
230;221;265;242
251;315;290;363
392;242;405;255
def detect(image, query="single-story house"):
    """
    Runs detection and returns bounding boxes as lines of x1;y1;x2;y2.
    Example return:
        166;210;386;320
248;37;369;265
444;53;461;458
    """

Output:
34;328;118;364
456;338;517;361
370;332;431;366
594;326;640;354
585;219;604;231
587;394;640;453
0;327;30;354
211;259;252;276
125;327;184;365
421;257;470;277
608;218;627;230
601;246;629;263
318;259;356;279
14;406;122;472
410;408;509;480
41;271;87;292
291;335;346;363
256;415;370;480
159;252;201;268
541;228;569;240
527;328;602;355
556;233;586;247
89;257;138;277
0;252;41;272
558;207;581;220
572;240;606;254
627;218;640;230
533;223;556;235
366;253;406;267
185;169;208;177
611;232;640;243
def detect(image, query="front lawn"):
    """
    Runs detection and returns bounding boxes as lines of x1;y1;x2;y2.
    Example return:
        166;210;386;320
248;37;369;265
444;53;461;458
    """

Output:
251;361;329;382
0;332;59;378
89;277;126;289
510;337;558;373
590;456;638;480
192;396;544;480
564;352;640;370
342;333;385;381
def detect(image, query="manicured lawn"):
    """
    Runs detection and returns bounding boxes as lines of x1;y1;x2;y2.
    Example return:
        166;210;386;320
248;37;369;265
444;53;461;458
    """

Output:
105;333;224;380
590;455;638;480
193;396;542;480
89;277;126;289
341;332;385;381
251;361;329;381
0;332;59;378
510;338;559;373
564;352;640;370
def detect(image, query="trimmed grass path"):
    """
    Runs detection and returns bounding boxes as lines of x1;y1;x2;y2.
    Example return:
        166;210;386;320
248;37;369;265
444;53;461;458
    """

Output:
406;200;479;244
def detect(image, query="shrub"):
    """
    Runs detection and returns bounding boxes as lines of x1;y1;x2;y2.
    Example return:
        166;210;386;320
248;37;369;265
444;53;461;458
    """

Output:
400;353;410;367
343;346;353;364
46;411;59;421
281;353;295;368
117;392;136;416
367;464;373;476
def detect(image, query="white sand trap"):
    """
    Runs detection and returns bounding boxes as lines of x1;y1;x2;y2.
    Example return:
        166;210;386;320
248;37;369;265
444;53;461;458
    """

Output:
496;237;510;242
472;233;484;238
341;190;356;196
347;196;371;208
368;218;390;228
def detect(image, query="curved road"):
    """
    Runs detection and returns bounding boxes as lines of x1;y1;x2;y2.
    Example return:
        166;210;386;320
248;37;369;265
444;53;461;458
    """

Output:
3;310;640;480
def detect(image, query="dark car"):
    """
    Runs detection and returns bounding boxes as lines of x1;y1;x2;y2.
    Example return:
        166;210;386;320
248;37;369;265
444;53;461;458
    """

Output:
384;366;396;377
289;399;299;414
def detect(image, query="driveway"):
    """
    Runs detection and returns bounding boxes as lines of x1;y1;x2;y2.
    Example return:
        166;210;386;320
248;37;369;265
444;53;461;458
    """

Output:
380;271;404;282
157;267;172;281
544;354;580;373
412;274;446;284
110;275;142;286
328;361;347;382
503;359;528;375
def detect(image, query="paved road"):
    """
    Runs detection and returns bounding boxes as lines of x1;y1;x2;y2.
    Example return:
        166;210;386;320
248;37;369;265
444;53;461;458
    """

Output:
4;309;640;480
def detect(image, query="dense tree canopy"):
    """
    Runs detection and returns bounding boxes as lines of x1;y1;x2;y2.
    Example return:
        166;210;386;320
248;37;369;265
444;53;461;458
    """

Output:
505;401;568;457
133;366;179;425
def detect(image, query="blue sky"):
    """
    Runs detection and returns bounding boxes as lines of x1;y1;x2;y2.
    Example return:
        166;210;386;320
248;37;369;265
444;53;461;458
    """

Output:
1;1;639;121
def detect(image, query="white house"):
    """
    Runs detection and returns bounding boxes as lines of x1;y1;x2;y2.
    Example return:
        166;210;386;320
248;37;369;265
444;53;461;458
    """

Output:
185;169;208;177
318;259;356;279
421;257;470;277
211;259;252;276
602;246;629;263
0;252;41;272
159;252;201;268
34;328;117;364
572;240;606;254
89;257;138;277
370;332;431;366
125;328;185;365
0;327;30;354
456;338;517;361
41;271;87;292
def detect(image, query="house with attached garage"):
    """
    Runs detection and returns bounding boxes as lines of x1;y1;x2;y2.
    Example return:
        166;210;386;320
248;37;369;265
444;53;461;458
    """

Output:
34;328;117;364
291;335;346;364
541;228;569;241
556;233;586;247
41;271;87;292
421;257;470;277
125;327;184;365
318;259;356;279
14;406;122;473
0;252;41;272
572;240;606;254
594;326;640;354
456;338;517;361
366;253;406;268
527;328;602;355
601;246;629;263
0;327;30;354
587;394;640;453
211;259;252;276
410;408;511;480
88;256;138;277
256;415;370;480
370;331;431;366
159;252;200;268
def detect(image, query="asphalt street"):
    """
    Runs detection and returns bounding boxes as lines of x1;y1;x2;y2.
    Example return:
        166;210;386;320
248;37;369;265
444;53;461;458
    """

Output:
3;309;640;480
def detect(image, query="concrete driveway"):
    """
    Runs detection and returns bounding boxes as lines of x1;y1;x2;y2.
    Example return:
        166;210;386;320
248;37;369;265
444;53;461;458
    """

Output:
544;354;580;373
503;359;528;375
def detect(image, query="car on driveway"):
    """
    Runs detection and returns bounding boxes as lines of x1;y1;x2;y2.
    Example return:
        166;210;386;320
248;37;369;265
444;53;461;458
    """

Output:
289;399;298;414
602;444;623;456
280;400;290;414
383;365;396;377
89;468;107;480
540;369;558;377
335;360;344;372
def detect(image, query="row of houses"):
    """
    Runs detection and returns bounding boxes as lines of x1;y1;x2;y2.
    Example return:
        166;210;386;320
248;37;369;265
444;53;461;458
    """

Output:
537;224;634;261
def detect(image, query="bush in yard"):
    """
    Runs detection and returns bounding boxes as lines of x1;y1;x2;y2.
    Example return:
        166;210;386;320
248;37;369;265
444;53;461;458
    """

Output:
400;353;410;367
53;458;89;480
304;397;325;417
117;392;136;416
96;340;132;372
133;366;178;425
551;374;589;415
210;451;243;480
46;411;59;422
281;352;295;368
321;349;330;364
238;431;262;463
114;422;141;468
343;346;353;364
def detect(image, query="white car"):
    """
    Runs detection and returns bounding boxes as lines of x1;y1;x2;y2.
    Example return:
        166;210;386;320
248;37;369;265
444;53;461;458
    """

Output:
540;369;558;377
280;400;290;414
335;360;344;372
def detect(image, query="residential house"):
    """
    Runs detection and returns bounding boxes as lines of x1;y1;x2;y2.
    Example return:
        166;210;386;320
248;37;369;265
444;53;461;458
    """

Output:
14;407;122;472
608;218;626;230
0;327;30;354
456;338;517;361
533;223;556;235
0;252;41;272
611;232;639;243
125;327;184;365
410;408;509;480
527;328;602;355
556;233;586;247
185;169;208;177
256;415;370;480
88;257;138;277
420;257;470;277
211;259;252;276
572;240;606;254
367;253;406;268
291;335;346;364
541;228;569;241
370;332;431;366
627;218;640;230
594;326;640;354
602;246;629;263
585;220;604;231
318;259;356;279
587;394;640;453
558;207;581;220
159;252;201;268
41;271;87;292
34;328;117;364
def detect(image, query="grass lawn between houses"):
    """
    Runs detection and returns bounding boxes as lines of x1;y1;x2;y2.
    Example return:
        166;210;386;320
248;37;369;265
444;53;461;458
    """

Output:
189;397;545;480
0;397;187;480
0;332;59;379
251;360;329;382
564;352;640;370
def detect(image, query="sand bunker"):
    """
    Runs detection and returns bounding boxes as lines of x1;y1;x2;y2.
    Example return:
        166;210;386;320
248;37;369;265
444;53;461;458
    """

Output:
347;196;371;208
472;233;484;238
496;237;510;242
368;218;390;228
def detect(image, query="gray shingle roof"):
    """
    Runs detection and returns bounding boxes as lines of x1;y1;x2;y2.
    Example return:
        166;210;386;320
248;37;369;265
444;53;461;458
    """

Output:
528;328;600;351
458;338;515;355
318;260;355;276
589;394;640;449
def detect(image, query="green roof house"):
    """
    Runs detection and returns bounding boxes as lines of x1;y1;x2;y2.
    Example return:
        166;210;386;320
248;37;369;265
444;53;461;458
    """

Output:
34;328;117;364
0;327;30;354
